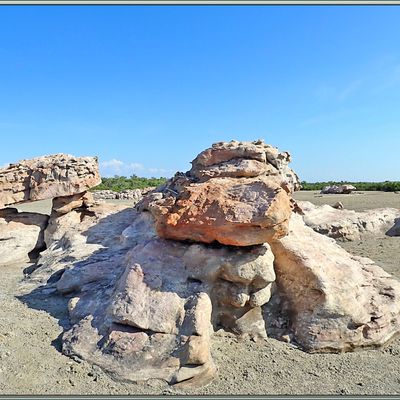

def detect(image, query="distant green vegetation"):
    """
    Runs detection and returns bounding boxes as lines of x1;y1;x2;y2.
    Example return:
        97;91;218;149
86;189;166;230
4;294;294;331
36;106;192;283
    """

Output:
93;175;168;192
301;181;400;192
93;177;400;193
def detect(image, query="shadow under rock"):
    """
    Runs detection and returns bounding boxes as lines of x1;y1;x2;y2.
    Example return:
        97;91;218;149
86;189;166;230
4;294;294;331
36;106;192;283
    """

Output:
17;206;139;354
386;217;400;237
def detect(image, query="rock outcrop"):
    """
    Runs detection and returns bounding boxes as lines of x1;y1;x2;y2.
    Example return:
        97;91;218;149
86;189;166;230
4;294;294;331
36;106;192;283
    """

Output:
92;188;154;202
299;201;399;241
18;140;400;388
271;214;400;352
29;203;275;387
190;140;300;193
320;184;357;194
139;140;299;246
0;154;101;208
0;208;48;265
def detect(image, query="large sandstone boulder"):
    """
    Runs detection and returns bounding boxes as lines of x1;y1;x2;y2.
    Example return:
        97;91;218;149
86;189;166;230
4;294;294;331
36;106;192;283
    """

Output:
139;140;299;246
0;154;101;208
0;208;48;265
299;201;399;241
271;214;400;352
145;175;292;246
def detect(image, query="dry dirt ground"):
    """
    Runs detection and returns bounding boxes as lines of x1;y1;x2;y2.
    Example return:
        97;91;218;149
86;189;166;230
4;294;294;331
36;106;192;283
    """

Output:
1;192;400;395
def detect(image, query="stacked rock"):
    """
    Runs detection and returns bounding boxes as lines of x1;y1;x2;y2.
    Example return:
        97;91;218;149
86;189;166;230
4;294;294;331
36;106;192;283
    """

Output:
10;141;400;389
34;140;300;387
0;154;101;264
143;139;300;246
0;154;101;208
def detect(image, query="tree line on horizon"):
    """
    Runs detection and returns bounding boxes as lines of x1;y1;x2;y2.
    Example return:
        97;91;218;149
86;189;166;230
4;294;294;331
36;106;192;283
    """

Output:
93;175;400;192
93;175;168;192
300;181;400;192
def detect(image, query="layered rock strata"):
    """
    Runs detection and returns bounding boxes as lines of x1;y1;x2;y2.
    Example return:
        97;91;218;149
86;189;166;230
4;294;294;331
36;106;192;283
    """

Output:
0;154;102;265
0;154;101;208
139;140;300;246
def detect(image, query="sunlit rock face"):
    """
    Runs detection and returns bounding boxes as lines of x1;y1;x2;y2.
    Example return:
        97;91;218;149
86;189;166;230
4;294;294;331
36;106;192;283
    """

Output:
0;154;101;208
140;140;300;246
299;200;399;241
18;140;400;388
271;213;400;353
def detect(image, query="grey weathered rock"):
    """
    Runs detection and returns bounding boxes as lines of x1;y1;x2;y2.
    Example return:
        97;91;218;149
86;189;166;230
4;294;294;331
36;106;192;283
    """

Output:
29;201;275;387
92;187;154;202
320;184;357;194
387;217;400;237
190;139;300;193
0;208;48;265
299;200;399;241
0;154;101;208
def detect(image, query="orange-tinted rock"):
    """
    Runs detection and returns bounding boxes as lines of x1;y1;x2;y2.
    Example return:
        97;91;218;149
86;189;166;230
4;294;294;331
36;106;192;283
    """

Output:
141;140;299;246
147;175;292;246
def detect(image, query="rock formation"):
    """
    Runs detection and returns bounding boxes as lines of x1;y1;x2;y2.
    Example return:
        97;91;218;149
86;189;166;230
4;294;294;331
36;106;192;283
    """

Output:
0;154;101;265
10;140;400;388
92;188;154;202
139;140;300;246
0;208;48;265
189;139;300;193
28;204;275;387
299;201;399;241
320;184;357;194
271;213;400;352
0;154;101;208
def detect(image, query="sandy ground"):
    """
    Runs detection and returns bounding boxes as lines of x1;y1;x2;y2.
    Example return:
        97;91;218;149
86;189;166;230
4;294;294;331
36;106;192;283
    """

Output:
1;192;400;395
294;190;400;212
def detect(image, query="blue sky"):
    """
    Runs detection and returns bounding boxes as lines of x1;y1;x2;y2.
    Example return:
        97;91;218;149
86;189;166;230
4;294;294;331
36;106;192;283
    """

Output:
0;5;399;181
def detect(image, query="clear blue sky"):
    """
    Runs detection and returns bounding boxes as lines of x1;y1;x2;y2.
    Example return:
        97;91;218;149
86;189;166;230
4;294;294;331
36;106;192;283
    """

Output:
0;5;399;181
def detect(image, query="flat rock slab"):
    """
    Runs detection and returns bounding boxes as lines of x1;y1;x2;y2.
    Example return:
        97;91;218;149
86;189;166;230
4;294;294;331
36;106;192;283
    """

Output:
299;200;399;241
0;154;101;208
